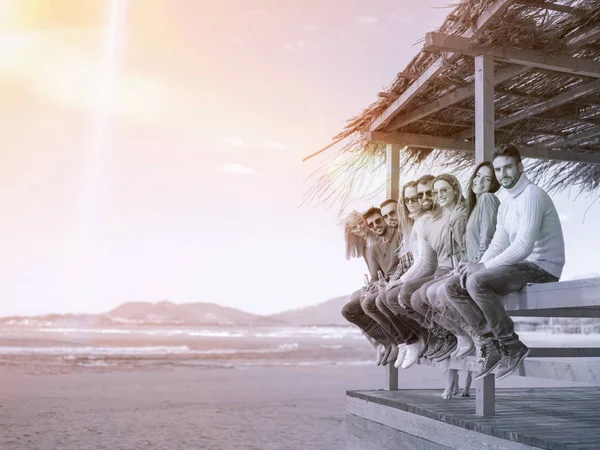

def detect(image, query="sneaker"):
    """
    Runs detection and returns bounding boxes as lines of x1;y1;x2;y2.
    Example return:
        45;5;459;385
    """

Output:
454;334;475;359
401;343;420;369
426;331;451;359
433;335;458;362
423;336;442;359
472;340;502;380
379;343;393;366
375;344;385;366
394;344;408;368
384;345;399;366
495;341;530;381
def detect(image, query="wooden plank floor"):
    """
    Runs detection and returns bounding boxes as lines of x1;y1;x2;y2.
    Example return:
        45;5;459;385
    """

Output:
348;388;600;450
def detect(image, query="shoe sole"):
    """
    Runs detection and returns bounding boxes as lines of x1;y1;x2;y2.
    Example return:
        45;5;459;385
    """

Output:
472;358;502;381
495;349;530;381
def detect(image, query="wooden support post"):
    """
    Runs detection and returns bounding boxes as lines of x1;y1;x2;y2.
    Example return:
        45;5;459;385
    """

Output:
385;364;399;390
385;143;401;200
476;374;495;416
474;54;495;163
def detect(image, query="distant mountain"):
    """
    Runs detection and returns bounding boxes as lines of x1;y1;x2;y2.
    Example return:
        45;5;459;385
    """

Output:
269;295;350;326
106;301;281;325
0;297;352;327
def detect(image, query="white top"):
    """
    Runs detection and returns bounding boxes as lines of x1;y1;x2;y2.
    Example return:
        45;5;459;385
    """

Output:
400;212;434;283
480;174;565;278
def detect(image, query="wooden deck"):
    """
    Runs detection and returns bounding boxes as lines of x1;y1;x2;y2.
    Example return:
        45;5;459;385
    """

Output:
347;388;600;450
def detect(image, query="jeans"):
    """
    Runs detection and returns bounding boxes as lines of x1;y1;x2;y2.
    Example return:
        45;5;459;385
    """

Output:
381;284;425;344
361;291;402;344
341;289;389;343
398;275;433;328
444;262;558;344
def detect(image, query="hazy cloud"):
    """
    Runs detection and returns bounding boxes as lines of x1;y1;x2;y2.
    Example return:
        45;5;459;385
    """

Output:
388;13;412;24
303;25;318;32
223;137;247;148
221;164;257;176
358;16;378;25
269;141;289;151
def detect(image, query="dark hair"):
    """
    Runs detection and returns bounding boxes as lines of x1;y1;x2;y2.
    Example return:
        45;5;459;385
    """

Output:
416;174;435;186
363;206;382;220
380;198;398;209
493;145;522;165
466;162;501;216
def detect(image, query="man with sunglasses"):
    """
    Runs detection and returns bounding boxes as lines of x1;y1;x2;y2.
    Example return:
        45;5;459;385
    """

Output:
380;199;399;228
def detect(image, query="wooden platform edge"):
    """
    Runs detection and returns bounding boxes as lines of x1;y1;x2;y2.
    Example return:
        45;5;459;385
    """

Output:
346;395;538;450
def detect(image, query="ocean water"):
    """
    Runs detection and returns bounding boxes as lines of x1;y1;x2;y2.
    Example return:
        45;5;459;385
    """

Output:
0;324;376;374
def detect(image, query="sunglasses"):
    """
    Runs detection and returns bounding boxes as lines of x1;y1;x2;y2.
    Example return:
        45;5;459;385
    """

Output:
367;217;383;228
432;187;453;197
417;190;433;200
404;196;419;205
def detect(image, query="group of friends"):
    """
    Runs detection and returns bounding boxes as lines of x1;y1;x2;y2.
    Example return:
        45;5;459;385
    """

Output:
341;145;565;383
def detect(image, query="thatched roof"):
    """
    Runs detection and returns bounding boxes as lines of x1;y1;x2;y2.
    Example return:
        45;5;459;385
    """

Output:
305;0;600;208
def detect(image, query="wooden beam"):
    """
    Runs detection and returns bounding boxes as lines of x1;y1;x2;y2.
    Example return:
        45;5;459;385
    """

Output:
495;88;551;101
385;364;398;391
517;0;589;18
396;71;419;80
528;348;600;358
454;78;600;139
503;277;600;312
369;0;516;131
367;131;474;152
385;144;400;200
424;32;600;79
476;375;495;417
385;66;528;131
475;54;495;163
367;130;600;165
377;92;399;99
509;306;600;317
416;119;471;128
519;146;600;165
544;126;600;148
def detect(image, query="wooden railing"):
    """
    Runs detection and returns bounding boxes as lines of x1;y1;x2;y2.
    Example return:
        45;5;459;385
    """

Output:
386;277;600;416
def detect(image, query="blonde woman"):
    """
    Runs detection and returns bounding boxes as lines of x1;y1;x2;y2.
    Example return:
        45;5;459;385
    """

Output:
406;174;468;362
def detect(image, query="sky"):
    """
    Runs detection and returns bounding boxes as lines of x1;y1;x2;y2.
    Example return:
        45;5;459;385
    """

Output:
1;0;599;317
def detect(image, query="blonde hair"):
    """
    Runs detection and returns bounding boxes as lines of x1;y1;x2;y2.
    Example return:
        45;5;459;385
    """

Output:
398;181;417;256
432;173;466;212
340;210;375;260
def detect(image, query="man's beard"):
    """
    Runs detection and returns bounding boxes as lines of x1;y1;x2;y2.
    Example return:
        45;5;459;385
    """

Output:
421;201;433;211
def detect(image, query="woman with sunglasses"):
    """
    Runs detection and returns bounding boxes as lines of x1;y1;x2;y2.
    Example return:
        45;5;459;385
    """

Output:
340;210;398;365
403;174;469;363
431;162;501;358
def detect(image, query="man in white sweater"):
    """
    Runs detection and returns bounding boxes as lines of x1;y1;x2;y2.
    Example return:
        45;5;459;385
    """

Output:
445;145;565;381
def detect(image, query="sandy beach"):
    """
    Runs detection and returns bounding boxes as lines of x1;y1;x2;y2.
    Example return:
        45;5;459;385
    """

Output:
1;363;583;450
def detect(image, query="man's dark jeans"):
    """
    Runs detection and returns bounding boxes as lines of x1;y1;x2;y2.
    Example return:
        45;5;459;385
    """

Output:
444;262;558;344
